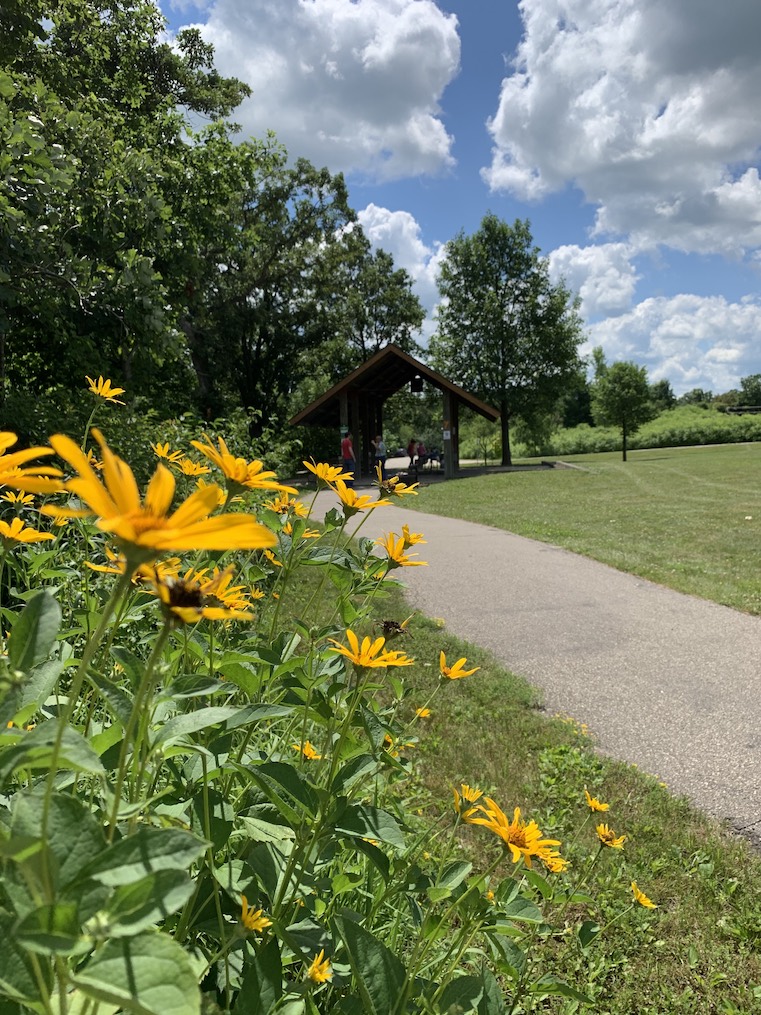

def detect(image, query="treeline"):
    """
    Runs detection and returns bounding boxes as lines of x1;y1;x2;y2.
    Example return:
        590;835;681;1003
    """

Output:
456;355;761;462
1;0;424;446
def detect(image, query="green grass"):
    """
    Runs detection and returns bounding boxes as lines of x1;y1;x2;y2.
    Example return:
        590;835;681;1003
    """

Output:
409;443;761;613
384;603;761;1014
284;503;761;1010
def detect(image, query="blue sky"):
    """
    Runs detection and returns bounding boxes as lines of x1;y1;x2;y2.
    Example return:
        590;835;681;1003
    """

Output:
162;0;761;396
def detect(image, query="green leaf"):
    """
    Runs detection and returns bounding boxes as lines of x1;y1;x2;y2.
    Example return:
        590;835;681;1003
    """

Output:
438;974;484;1013
13;659;63;726
477;966;506;1015
87;670;134;729
522;868;554;900
0;722;104;783
102;870;195;937
237;814;296;845
498;895;544;924
247;762;319;823
11;792;105;890
436;861;472;891
577;920;601;950
152;706;243;746
8;592;61;673
336;915;407;1015
0;909;48;1002
72;933;200;1015
232;937;282;1015
347;836;390;882
334;804;405;849
76;827;206;887
15;902;87;955
527;975;594;1004
331;754;379;795
190;789;234;850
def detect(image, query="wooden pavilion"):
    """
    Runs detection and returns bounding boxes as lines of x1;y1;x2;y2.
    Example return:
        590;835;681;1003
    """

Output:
289;344;500;480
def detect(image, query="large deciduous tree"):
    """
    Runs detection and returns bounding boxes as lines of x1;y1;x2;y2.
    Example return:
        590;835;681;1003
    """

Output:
430;215;584;465
592;358;655;461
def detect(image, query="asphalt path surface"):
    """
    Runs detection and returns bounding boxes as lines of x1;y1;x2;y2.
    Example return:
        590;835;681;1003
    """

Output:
307;476;761;843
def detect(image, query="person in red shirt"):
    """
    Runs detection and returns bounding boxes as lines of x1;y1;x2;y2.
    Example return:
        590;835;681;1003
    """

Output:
341;431;355;486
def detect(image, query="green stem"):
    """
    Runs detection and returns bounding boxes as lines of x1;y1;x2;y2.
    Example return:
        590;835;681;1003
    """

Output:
106;619;172;840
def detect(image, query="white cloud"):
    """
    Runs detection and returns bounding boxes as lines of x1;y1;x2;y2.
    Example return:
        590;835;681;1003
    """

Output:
178;0;460;180
357;203;445;311
548;243;639;316
587;294;761;394
484;0;761;257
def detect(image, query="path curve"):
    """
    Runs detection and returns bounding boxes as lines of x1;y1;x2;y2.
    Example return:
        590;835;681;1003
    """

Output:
309;489;761;841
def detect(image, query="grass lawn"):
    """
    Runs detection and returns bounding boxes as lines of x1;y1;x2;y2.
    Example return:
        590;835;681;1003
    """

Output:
380;601;761;1014
281;507;761;1011
409;442;761;613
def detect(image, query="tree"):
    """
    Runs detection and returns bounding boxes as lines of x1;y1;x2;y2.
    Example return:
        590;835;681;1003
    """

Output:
430;215;584;465
649;378;676;414
592;360;654;461
678;388;713;407
740;374;761;406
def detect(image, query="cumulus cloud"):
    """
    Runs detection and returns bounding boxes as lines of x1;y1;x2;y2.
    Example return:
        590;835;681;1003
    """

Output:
178;0;460;180
358;203;445;309
587;294;761;394
548;243;639;316
484;0;761;256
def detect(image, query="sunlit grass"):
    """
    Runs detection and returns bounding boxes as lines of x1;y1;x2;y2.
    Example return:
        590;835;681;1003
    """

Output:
408;443;761;613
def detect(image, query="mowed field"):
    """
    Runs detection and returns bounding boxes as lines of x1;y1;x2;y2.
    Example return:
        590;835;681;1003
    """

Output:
407;443;761;614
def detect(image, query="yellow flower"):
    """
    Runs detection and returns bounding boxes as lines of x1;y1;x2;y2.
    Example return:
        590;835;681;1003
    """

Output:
1;491;34;505
303;459;354;485
452;783;484;821
0;433;62;494
306;949;333;984
86;548;182;584
191;435;297;495
292;740;321;760
265;493;308;517
596;823;626;850
328;628;414;668
147;566;256;625
86;375;125;404
195;477;226;507
0;518;55;545
375;532;428;568
48;429;276;566
469;798;565;871
333;479;389;518
282;521;320;540
150;442;184;464
384;733;416;757
263;548;283;568
631;880;657;909
415;707;431;718
584;788;609;812
439;651;479;680
240;896;272;933
374;463;419;496
401;524;426;547
178;458;210;477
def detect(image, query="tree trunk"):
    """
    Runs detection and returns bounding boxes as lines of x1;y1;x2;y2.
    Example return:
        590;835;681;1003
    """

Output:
500;402;512;467
622;420;628;462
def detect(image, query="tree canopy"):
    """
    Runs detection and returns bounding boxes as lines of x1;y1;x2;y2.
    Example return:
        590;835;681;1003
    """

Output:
1;0;423;436
429;215;584;465
591;356;655;461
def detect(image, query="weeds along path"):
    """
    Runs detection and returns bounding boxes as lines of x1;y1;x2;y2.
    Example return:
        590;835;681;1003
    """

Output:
309;488;761;843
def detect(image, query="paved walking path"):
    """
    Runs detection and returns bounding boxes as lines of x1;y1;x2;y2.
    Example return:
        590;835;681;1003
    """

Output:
309;483;761;843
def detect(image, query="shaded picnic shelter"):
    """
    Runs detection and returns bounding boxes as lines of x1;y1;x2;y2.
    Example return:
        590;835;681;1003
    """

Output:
289;343;500;480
